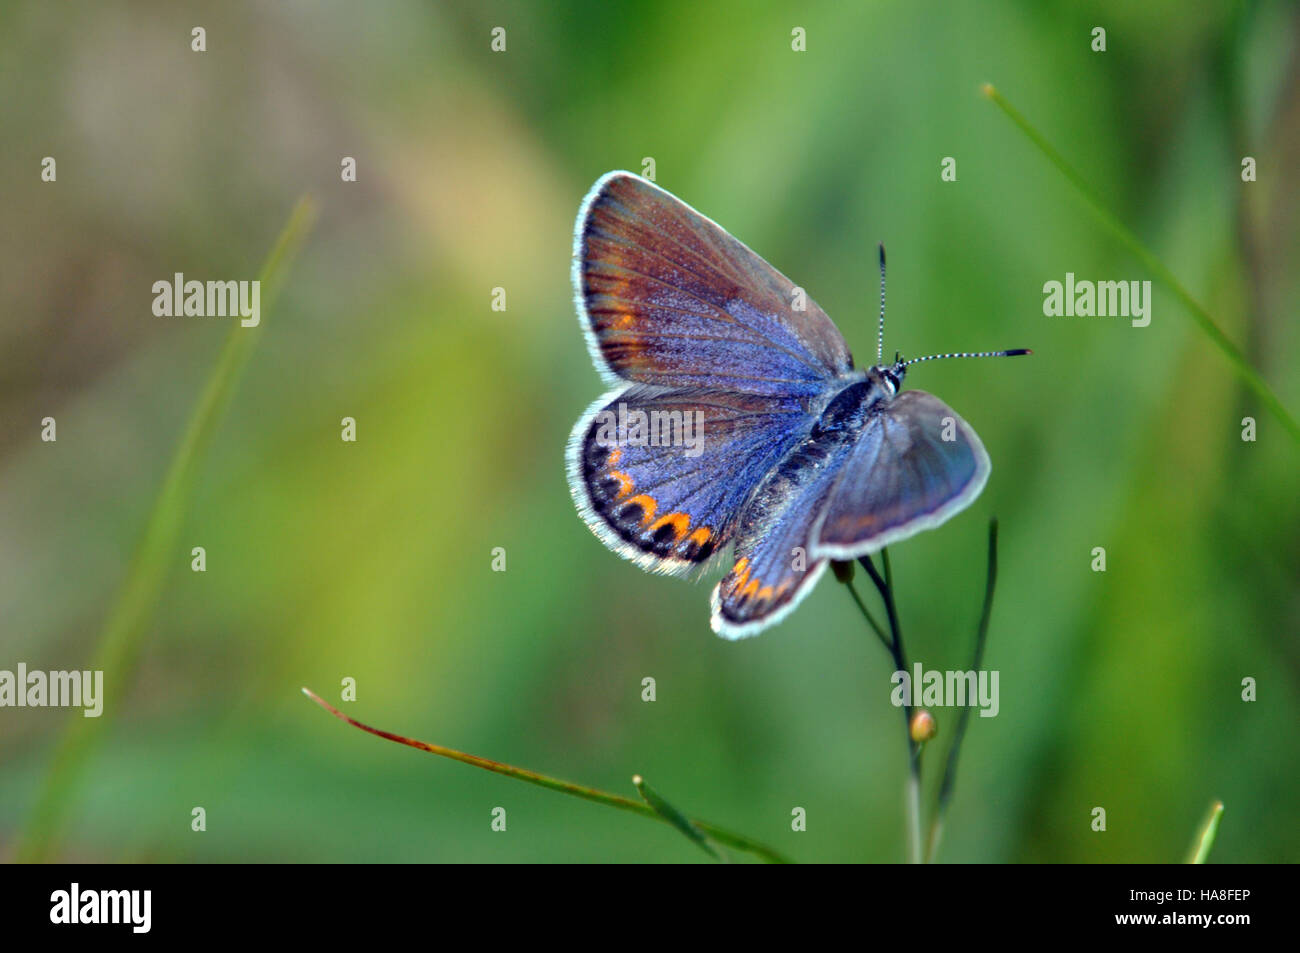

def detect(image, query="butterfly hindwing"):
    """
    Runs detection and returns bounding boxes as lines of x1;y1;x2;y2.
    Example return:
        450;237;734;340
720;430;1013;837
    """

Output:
710;427;858;638
567;384;815;575
813;390;990;559
573;171;854;396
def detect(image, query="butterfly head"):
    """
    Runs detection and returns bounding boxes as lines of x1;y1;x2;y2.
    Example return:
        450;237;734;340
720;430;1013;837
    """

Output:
866;360;906;397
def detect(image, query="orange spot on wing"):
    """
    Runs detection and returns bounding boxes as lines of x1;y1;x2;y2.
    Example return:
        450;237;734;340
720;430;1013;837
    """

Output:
688;527;712;546
728;557;751;593
608;470;634;500
606;447;622;466
624;494;658;525
740;577;762;600
650;511;691;542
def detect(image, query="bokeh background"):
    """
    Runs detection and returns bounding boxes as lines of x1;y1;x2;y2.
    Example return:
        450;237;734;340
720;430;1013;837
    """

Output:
1;0;1297;863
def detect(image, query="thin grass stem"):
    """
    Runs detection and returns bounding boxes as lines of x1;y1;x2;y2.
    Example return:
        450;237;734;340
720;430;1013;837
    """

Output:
302;689;790;864
16;197;318;862
982;83;1300;445
926;518;999;862
859;550;923;864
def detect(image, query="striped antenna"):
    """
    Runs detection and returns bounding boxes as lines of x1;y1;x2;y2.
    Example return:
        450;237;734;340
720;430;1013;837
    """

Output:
876;243;887;364
900;348;1032;367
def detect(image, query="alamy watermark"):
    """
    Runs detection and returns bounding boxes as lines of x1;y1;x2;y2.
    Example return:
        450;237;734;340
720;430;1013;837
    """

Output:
50;883;150;933
1043;272;1151;327
592;402;705;458
891;663;999;718
152;272;261;327
1;663;103;717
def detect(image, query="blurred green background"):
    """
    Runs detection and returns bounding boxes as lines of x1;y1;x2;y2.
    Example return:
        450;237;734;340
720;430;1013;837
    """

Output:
1;0;1297;863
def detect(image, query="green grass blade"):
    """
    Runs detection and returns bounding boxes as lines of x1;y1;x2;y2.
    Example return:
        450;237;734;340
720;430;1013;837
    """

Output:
303;689;791;863
982;84;1300;445
1187;800;1225;864
927;518;999;862
633;775;720;860
16;197;318;862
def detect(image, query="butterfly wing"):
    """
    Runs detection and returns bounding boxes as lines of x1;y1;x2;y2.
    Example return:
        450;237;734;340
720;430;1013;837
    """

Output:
573;171;854;396
812;390;990;559
568;384;815;575
710;429;859;639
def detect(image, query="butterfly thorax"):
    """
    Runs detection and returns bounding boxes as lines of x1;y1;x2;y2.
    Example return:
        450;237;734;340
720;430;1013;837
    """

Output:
812;366;904;436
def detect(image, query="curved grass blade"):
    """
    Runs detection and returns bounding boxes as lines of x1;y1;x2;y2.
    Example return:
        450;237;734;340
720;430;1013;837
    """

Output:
302;688;791;863
16;198;318;862
982;83;1300;445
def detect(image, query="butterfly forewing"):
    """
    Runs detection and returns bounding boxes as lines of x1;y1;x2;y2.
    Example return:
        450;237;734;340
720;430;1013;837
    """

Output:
574;172;854;396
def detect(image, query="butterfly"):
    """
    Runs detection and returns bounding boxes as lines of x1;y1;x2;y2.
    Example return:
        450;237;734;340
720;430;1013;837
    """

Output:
566;171;1028;639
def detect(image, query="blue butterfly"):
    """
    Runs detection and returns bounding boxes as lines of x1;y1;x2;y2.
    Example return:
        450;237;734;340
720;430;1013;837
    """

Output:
567;172;1028;639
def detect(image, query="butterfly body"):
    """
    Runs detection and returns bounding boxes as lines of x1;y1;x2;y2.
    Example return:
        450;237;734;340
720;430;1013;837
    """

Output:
814;368;897;433
566;171;1025;639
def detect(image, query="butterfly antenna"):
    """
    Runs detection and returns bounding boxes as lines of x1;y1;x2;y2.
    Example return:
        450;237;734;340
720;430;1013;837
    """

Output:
876;243;887;365
900;348;1032;367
